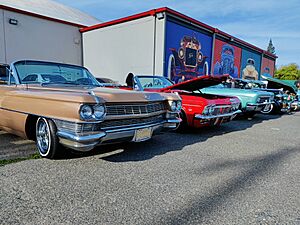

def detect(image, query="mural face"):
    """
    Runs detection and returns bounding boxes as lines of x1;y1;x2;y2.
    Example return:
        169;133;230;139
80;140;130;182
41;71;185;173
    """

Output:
261;57;275;78
213;39;242;78
240;49;262;80
165;21;212;83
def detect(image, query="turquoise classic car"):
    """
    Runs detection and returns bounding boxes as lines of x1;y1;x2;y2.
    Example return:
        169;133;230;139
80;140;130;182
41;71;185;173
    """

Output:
201;83;274;117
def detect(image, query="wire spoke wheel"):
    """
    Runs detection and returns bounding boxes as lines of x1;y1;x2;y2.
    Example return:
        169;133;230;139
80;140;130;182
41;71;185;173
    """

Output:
36;118;51;154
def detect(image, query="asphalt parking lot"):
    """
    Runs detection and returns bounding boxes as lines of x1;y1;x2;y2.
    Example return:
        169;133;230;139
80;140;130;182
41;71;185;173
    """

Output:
0;112;300;225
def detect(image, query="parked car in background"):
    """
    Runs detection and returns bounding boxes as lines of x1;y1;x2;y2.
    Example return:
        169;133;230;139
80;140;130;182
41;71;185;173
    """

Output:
232;78;290;114
0;60;182;159
201;81;274;118
0;63;10;84
119;75;241;129
262;75;299;111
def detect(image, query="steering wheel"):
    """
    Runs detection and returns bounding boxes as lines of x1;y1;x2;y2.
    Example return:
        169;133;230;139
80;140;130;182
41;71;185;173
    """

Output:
75;78;93;85
143;82;153;88
22;73;41;82
153;79;162;86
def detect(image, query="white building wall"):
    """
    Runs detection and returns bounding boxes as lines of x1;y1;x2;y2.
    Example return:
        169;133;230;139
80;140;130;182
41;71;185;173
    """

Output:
2;10;82;65
154;16;166;76
83;16;166;84
0;9;6;63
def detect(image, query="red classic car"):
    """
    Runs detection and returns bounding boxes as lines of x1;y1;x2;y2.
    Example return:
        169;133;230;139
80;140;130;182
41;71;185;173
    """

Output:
119;75;241;129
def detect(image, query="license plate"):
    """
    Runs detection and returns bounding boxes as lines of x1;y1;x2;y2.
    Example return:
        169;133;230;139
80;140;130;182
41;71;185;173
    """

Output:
133;127;152;142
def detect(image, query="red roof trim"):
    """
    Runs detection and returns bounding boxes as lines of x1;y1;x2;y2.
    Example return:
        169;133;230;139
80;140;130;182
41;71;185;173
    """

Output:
80;7;276;59
80;9;157;32
0;4;87;28
159;7;215;32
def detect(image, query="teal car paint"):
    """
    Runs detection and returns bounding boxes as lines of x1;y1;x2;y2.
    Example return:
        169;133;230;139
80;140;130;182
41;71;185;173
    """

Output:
201;83;274;116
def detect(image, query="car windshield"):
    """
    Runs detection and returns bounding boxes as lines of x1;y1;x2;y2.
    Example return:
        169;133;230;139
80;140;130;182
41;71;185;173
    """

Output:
209;84;225;88
14;61;101;86
137;76;173;89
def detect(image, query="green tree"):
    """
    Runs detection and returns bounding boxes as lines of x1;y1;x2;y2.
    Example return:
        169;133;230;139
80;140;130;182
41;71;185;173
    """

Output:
274;63;300;80
267;39;275;54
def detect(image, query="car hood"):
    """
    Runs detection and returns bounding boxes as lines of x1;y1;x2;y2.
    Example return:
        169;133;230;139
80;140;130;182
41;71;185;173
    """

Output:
262;75;297;94
202;86;274;98
160;75;228;92
17;84;178;103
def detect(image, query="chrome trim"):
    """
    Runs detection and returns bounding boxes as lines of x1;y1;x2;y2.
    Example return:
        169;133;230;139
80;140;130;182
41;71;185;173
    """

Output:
56;118;181;152
105;102;167;118
104;120;178;133
246;102;274;112
105;110;167;120
247;102;273;107
57;131;106;143
194;110;241;119
213;104;232;108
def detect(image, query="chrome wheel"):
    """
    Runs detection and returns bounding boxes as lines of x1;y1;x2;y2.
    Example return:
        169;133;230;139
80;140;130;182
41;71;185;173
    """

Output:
36;118;51;155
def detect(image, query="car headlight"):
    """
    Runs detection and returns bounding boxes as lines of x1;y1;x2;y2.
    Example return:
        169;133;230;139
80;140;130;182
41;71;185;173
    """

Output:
80;105;93;120
176;101;182;111
80;104;106;121
203;105;215;115
93;104;106;119
208;105;215;114
168;100;181;112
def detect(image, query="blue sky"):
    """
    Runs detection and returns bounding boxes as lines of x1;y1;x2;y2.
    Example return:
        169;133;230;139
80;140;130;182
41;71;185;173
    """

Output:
56;0;300;67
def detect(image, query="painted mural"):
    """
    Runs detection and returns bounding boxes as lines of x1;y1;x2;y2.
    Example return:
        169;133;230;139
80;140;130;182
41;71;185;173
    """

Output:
240;49;262;80
213;39;242;78
165;21;212;83
261;57;275;78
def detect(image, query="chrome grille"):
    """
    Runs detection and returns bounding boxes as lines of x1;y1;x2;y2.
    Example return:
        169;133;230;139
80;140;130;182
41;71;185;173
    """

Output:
106;102;166;116
55;114;165;134
100;114;164;129
211;105;232;115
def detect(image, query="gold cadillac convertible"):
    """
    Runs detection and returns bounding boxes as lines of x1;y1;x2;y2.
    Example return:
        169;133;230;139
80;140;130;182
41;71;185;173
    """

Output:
0;60;181;158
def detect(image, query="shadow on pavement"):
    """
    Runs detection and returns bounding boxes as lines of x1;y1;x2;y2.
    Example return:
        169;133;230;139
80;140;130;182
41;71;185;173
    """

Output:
100;113;282;162
0;113;284;160
151;147;299;224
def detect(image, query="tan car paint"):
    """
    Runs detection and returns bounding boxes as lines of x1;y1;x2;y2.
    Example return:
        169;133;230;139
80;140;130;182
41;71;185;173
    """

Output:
0;84;181;139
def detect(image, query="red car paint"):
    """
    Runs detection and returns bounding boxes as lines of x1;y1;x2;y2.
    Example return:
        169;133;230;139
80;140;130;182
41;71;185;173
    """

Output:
114;75;241;128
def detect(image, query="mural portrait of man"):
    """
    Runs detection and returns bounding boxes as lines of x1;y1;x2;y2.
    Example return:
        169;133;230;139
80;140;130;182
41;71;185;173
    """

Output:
242;58;259;80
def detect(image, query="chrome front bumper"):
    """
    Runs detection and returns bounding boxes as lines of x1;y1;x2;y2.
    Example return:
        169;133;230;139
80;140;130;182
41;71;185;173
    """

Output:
56;119;180;152
194;110;241;120
246;102;273;112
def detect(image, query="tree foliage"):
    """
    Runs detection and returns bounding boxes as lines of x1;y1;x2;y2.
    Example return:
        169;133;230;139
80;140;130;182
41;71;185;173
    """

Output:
274;63;300;80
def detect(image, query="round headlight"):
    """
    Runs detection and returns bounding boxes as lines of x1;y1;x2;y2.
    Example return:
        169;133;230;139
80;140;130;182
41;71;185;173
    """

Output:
208;106;215;114
80;105;93;120
176;101;182;111
168;101;177;112
203;107;209;115
171;101;177;112
94;104;106;119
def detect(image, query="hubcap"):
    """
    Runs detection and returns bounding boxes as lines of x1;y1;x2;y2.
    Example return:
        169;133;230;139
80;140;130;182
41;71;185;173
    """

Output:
261;103;273;114
36;118;50;154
